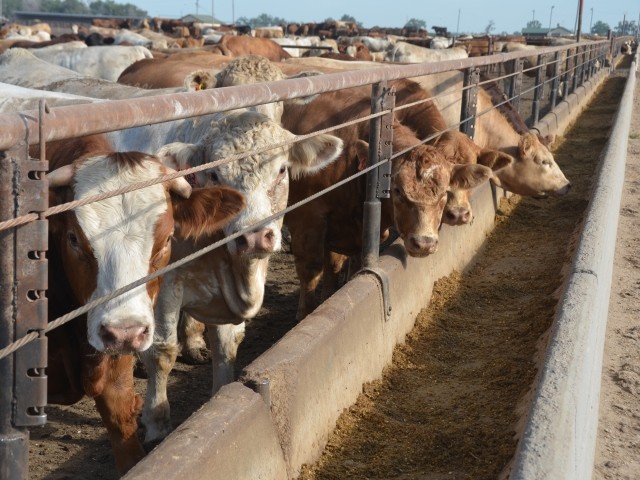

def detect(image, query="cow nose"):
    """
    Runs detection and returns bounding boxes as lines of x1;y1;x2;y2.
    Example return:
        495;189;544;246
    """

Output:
99;320;150;353
407;235;439;256
445;208;471;226
235;227;278;254
555;182;572;196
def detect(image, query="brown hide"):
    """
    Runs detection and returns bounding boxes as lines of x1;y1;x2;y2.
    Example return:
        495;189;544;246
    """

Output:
282;87;451;318
117;51;229;88
215;35;291;61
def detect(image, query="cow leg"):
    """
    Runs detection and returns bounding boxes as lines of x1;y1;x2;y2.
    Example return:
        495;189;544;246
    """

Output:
289;221;327;320
321;251;348;300
140;273;182;445
177;312;209;364
207;322;245;394
82;353;145;474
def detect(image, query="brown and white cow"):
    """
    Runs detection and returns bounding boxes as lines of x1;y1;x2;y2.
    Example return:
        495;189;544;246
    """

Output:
42;134;244;474
135;109;343;445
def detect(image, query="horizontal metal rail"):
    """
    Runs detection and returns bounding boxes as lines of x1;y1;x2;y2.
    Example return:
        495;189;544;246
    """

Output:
0;40;609;150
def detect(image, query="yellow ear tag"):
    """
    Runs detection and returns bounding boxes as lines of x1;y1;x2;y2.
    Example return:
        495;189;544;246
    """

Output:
197;83;204;91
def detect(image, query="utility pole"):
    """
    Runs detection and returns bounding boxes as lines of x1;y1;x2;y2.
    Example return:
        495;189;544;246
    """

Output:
548;5;554;34
195;0;199;15
576;0;583;41
211;0;215;22
232;0;235;25
456;9;461;36
590;7;593;34
532;9;535;21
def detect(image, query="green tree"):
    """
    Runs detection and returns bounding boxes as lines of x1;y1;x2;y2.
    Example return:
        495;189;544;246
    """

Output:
40;0;90;14
404;18;426;31
613;19;638;35
484;20;495;34
89;0;147;16
590;20;610;35
236;13;288;28
340;14;362;28
526;19;542;29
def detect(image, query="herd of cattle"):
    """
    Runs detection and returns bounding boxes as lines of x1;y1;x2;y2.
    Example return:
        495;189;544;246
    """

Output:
1;17;615;476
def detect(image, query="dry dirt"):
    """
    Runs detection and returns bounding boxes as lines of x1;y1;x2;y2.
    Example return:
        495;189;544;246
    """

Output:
27;66;636;479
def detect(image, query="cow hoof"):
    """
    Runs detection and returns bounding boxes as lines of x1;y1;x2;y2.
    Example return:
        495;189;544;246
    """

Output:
178;346;210;365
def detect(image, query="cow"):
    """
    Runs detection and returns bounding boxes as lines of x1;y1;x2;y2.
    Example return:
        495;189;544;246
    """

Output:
0;82;98;113
281;85;494;320
0;48;187;99
41;133;244;474
28;44;153;81
133;110;343;445
385;41;468;62
117;50;230;89
207;34;292;61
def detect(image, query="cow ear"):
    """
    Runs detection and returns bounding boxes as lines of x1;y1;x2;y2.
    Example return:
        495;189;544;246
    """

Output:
289;133;343;179
47;164;74;188
184;70;216;91
355;139;369;171
172;186;245;241
477;149;514;170
449;164;492;190
156;142;202;170
519;133;538;157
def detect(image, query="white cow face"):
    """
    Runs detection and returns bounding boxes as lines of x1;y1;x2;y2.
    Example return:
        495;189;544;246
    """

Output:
48;153;244;354
157;110;343;258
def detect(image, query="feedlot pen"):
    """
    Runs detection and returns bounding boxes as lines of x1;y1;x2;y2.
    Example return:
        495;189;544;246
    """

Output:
0;39;633;480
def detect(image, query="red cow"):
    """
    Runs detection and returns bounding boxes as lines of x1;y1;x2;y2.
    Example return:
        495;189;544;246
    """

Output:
41;134;244;473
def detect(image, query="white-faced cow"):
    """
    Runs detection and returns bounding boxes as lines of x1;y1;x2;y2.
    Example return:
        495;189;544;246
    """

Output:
42;134;244;474
136;109;343;445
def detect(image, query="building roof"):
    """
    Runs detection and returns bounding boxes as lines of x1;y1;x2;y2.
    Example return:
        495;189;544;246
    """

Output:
180;14;218;23
522;24;573;36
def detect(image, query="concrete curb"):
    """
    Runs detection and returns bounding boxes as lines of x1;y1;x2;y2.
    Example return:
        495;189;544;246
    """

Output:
124;64;615;480
509;52;638;480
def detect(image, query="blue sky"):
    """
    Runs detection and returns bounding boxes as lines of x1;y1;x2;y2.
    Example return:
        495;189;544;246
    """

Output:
130;0;638;34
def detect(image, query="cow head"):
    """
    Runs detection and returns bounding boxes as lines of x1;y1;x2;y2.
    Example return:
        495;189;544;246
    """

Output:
480;132;571;197
356;140;453;256
48;153;244;354
157;110;343;258
432;130;512;225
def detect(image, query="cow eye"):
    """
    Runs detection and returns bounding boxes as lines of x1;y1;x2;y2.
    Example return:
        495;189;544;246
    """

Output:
67;231;79;249
208;171;219;182
279;165;287;175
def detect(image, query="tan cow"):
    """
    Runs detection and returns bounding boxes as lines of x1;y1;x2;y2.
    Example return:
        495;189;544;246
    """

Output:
280;56;571;198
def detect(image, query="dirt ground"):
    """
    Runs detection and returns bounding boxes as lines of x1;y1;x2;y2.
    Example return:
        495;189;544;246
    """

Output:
27;66;634;479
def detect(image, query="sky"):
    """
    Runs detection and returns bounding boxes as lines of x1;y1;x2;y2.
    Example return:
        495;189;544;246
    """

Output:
128;0;639;34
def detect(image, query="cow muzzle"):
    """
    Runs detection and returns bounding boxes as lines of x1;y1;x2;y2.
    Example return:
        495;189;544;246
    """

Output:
233;227;280;256
404;234;439;257
442;207;472;226
99;319;151;354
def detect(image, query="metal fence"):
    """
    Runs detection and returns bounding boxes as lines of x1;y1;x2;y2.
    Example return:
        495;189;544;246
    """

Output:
0;36;625;478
